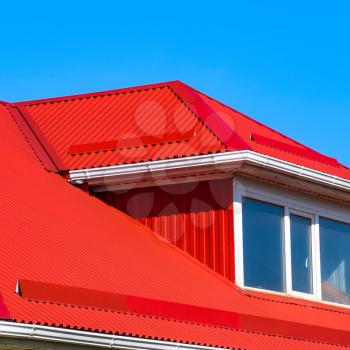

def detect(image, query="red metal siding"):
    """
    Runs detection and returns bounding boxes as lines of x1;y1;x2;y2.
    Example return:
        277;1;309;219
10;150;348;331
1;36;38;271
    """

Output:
96;179;234;281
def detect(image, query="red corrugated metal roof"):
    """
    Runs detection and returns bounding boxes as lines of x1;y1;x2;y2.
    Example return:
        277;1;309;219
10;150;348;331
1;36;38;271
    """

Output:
195;88;350;180
2;102;350;349
10;80;350;182
14;82;227;171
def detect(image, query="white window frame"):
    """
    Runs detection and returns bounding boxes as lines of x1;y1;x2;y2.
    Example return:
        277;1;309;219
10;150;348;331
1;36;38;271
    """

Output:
288;209;317;297
233;176;350;306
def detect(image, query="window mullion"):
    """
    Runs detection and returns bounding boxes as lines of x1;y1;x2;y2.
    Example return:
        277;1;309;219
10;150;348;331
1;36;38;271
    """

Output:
233;180;244;288
313;215;322;300
284;207;292;294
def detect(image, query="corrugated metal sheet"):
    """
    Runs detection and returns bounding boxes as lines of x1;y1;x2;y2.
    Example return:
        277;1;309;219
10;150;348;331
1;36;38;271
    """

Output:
11;304;350;350
18;279;242;329
11;80;350;182
3;102;350;349
17;84;227;170
0;293;10;319
197;90;350;180
96;179;234;281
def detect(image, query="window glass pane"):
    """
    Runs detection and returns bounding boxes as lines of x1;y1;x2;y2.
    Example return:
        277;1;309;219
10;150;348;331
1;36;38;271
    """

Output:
290;214;313;294
320;218;350;306
242;197;285;292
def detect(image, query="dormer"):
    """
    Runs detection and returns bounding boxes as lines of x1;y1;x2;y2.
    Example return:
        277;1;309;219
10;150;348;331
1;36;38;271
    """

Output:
11;81;350;309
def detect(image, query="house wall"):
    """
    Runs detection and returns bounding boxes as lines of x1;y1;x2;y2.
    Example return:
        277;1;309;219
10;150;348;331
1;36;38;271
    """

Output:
95;178;234;281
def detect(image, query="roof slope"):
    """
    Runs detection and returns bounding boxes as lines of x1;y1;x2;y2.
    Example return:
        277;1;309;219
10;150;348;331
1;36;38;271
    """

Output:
14;82;227;171
195;88;350;180
2;101;350;349
10;81;350;182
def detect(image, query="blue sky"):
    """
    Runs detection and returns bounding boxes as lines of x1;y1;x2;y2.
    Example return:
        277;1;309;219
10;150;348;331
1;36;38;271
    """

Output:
1;1;349;165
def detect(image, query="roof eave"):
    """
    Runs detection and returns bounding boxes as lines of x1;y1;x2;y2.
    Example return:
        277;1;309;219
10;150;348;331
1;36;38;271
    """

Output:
0;321;222;350
68;151;350;203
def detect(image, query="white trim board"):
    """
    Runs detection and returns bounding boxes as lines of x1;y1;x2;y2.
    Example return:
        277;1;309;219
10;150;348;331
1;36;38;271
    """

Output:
69;151;350;200
0;321;224;350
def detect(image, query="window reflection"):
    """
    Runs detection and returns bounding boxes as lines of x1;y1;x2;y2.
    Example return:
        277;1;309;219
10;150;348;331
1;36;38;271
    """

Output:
290;214;313;294
320;218;350;306
242;198;285;292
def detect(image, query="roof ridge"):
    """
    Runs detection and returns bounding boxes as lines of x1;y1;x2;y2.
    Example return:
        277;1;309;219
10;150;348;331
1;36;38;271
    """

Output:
192;86;350;171
169;81;250;151
189;85;333;156
165;84;229;151
4;105;61;172
14;81;180;106
6;105;65;171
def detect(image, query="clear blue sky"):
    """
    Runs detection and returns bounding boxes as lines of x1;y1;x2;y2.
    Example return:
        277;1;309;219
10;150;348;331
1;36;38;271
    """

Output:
1;1;349;165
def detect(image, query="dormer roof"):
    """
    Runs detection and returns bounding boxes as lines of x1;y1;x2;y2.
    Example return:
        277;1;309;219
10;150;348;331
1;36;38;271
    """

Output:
7;81;349;182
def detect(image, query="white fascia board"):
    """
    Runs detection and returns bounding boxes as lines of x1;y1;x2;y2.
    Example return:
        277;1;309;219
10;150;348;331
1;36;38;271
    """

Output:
0;321;222;350
69;150;350;193
69;152;244;182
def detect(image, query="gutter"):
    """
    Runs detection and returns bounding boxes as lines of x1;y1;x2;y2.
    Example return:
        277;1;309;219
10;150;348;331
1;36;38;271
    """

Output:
0;321;223;350
69;150;350;193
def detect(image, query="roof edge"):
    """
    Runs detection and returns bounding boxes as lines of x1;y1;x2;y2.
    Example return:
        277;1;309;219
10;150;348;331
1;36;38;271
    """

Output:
0;321;224;350
2;319;350;350
69;151;350;198
14;81;180;106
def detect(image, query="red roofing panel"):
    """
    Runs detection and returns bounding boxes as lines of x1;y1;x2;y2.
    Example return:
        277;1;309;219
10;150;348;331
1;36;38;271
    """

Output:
11;81;350;183
17;279;350;346
4;105;59;171
2;102;350;349
18;280;241;329
195;87;350;180
68;130;195;155
250;132;340;167
170;81;251;150
0;294;10;319
9;302;350;350
16;82;227;170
